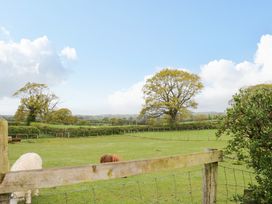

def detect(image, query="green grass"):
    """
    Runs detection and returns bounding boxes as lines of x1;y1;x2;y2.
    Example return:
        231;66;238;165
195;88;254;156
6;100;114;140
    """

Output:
7;129;254;203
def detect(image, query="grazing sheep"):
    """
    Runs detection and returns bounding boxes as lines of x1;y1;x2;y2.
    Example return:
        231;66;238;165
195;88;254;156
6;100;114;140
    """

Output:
9;153;42;204
100;154;121;163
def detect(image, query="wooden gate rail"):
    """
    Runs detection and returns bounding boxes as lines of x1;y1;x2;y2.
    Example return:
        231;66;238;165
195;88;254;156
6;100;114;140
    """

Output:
0;150;222;194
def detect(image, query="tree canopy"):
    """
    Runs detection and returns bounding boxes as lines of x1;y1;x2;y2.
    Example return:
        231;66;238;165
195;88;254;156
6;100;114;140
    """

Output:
13;82;58;125
46;108;78;125
217;84;272;203
140;68;203;125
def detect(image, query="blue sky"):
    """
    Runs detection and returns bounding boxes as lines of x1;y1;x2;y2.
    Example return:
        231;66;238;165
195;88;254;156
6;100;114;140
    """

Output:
0;1;272;115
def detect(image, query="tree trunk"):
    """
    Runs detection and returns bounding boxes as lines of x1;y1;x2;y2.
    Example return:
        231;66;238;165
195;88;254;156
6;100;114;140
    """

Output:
169;111;177;128
26;109;36;125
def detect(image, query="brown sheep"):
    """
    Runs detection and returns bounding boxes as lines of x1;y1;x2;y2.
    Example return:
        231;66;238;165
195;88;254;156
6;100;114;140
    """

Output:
100;154;121;163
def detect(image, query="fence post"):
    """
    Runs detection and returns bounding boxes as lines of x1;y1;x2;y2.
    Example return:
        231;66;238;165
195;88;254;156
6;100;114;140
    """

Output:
0;119;10;204
202;148;218;204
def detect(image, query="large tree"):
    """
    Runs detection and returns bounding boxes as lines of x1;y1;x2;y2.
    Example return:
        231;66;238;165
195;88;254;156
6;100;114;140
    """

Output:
217;84;272;203
13;82;58;125
140;68;203;125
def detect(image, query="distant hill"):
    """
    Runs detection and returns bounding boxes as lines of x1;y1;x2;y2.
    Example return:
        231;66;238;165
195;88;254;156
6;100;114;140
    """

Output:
193;111;224;115
76;114;139;120
1;112;224;122
76;112;224;120
0;115;14;121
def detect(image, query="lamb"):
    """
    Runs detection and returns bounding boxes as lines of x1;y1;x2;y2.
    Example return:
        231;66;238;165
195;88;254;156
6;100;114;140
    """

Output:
100;154;121;163
9;152;42;204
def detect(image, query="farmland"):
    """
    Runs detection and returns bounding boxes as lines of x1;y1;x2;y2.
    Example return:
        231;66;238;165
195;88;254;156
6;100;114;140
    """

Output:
7;129;254;203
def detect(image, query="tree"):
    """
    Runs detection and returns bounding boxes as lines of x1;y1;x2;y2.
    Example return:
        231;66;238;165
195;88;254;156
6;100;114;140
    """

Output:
14;105;27;122
46;108;78;125
217;84;272;203
140;68;203;126
109;118;124;126
13;82;58;125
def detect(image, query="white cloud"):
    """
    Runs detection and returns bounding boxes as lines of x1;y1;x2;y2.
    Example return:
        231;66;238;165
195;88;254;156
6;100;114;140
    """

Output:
0;97;19;115
107;75;152;114
60;46;77;60
0;29;77;114
107;78;146;114
196;35;272;112
0;36;65;97
107;35;272;114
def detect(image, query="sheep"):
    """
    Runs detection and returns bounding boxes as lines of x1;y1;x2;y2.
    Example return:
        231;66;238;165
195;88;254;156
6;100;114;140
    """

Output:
9;153;42;204
100;154;121;163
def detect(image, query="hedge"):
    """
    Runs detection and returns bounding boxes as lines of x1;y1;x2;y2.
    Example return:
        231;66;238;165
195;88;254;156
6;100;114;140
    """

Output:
8;120;219;138
8;126;40;135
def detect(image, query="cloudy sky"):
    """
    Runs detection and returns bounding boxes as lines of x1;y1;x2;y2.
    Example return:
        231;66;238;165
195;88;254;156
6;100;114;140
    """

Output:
0;1;272;115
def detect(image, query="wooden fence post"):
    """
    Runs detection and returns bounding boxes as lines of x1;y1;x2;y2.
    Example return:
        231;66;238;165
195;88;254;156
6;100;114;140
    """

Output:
202;148;219;204
0;119;9;204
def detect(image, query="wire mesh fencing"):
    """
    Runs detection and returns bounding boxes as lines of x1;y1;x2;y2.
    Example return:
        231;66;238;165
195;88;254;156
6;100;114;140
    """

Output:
217;165;256;203
20;165;255;204
28;169;202;204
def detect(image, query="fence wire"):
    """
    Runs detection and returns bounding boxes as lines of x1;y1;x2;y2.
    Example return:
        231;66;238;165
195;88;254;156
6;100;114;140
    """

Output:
0;166;254;204
217;165;255;204
125;131;230;142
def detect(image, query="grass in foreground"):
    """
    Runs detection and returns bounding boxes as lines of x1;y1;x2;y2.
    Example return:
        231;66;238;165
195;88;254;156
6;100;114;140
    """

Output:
8;130;253;203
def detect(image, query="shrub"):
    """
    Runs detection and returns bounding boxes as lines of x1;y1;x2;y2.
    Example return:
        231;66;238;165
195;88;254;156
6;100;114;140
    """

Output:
217;84;272;203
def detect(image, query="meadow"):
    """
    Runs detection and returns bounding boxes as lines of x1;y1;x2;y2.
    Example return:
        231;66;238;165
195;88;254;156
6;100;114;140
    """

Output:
8;129;254;203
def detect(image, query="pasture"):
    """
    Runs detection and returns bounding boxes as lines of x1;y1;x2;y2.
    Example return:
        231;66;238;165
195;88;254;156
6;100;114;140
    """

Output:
8;129;254;203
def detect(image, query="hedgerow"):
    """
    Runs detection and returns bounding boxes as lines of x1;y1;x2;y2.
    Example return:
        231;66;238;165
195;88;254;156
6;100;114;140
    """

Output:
8;126;40;135
9;120;218;137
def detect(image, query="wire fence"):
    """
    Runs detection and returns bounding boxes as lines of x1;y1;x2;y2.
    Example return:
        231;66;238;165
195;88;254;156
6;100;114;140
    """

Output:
0;165;252;204
125;131;230;142
30;169;203;204
218;165;256;203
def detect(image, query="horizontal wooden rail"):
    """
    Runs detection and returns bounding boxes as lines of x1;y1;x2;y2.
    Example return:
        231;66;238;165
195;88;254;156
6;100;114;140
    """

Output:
0;150;222;194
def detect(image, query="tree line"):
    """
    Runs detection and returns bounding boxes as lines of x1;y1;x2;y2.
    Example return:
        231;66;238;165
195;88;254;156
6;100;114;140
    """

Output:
13;68;204;126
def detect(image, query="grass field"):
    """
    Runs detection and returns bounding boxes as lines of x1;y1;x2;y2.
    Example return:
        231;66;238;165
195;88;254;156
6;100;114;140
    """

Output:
8;129;254;203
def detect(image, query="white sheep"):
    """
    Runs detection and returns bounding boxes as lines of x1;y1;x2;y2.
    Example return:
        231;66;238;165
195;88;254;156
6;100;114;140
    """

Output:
9;153;42;204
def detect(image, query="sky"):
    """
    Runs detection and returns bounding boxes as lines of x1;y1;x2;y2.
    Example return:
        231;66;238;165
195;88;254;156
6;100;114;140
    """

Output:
0;0;272;115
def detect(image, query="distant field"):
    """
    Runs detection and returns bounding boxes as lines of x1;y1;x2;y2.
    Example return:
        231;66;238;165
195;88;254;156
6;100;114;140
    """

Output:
8;129;253;203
